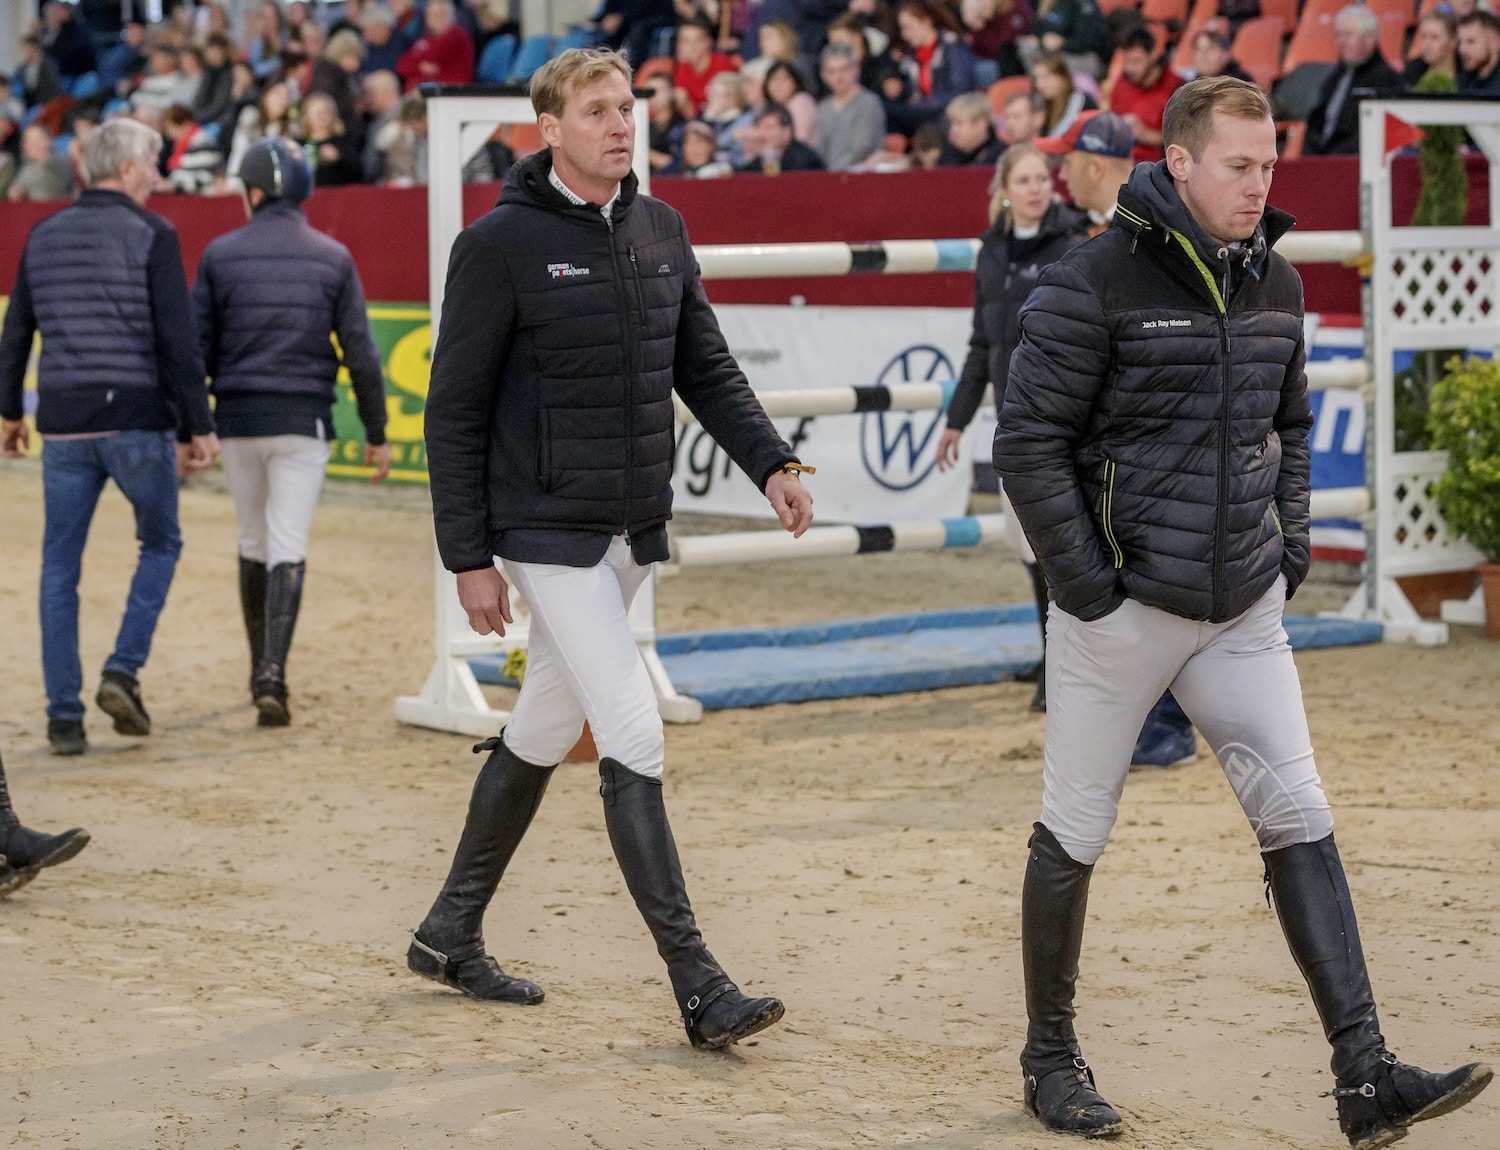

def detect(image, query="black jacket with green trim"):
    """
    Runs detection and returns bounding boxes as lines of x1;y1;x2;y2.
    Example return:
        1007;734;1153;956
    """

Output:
995;161;1313;624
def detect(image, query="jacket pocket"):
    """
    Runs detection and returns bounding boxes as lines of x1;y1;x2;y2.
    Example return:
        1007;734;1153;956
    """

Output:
1098;458;1124;569
536;407;553;491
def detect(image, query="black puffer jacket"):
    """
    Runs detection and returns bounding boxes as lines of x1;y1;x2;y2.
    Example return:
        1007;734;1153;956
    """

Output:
425;151;796;573
996;162;1313;624
948;201;1090;432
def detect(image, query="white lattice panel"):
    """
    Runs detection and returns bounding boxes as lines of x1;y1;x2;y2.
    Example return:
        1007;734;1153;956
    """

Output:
1376;452;1486;577
1387;249;1496;328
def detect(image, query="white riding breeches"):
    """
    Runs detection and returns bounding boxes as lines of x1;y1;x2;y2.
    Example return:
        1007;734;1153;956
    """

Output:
500;535;665;777
219;435;330;568
1041;575;1334;865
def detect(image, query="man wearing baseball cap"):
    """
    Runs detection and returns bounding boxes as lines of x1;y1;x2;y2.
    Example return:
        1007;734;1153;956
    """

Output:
192;138;391;727
1035;109;1201;771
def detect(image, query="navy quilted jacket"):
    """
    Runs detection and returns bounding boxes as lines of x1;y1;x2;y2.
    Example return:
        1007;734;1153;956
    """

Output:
996;163;1313;624
192;201;386;444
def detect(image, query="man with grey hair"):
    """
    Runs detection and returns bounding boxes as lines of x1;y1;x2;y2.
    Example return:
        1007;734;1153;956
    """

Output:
1304;4;1403;155
359;5;408;74
0;119;218;757
816;42;886;170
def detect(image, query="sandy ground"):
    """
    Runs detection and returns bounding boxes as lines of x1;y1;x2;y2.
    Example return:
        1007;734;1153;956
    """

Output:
0;460;1496;1150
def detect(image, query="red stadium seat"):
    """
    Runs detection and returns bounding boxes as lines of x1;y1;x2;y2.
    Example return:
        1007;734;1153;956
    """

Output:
1232;16;1287;90
1258;0;1301;35
1098;0;1143;15
1282;2;1342;73
988;74;1035;119
635;55;675;83
1171;0;1224;73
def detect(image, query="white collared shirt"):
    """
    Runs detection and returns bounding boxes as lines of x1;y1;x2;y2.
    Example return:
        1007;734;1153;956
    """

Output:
549;165;620;221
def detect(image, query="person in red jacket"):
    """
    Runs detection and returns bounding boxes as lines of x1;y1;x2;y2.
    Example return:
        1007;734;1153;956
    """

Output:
1107;26;1183;161
671;18;737;116
396;0;475;92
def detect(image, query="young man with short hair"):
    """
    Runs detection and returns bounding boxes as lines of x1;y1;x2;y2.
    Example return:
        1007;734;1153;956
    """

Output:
1457;10;1500;94
998;76;1491;1145
1106;26;1184;161
410;48;812;1052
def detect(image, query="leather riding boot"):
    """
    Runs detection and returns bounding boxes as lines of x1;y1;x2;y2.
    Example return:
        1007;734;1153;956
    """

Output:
408;735;553;1003
1019;822;1123;1139
1264;835;1492;1148
238;556;267;694
0;749;90;897
599;758;784;1050
253;561;304;727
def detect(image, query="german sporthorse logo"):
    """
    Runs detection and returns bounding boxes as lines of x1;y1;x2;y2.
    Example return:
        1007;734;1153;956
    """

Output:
860;344;952;492
547;262;591;279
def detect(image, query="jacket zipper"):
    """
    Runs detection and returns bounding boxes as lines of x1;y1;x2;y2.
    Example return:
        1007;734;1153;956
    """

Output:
1100;459;1124;568
606;214;635;533
627;245;646;323
1167;228;1231;620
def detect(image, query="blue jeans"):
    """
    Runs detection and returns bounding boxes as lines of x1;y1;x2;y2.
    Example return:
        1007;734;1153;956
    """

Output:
40;430;182;721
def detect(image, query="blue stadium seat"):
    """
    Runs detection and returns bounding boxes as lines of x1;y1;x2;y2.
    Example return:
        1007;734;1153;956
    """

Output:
508;35;553;83
69;72;101;99
553;27;593;54
477;33;517;83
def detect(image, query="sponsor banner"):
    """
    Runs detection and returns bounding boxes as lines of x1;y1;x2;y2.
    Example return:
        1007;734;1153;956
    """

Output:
328;303;431;484
674;305;979;523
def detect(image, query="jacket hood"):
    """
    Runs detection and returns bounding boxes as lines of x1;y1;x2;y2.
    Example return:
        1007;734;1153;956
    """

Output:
497;148;640;216
1113;160;1295;300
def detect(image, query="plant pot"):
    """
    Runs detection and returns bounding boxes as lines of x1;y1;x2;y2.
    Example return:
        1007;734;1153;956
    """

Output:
1397;570;1479;620
1479;563;1500;640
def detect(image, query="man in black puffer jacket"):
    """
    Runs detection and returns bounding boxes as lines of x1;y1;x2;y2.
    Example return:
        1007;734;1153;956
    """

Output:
410;48;813;1054
997;77;1491;1146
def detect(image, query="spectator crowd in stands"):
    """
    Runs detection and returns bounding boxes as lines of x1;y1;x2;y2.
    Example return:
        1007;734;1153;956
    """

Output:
0;0;1496;202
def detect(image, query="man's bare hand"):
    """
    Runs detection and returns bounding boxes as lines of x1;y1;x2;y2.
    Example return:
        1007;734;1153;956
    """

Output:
177;432;220;477
1;418;30;458
366;442;392;483
765;471;814;537
456;566;513;636
935;427;963;471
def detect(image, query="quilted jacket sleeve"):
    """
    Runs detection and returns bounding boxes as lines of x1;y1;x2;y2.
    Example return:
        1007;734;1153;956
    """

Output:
995;261;1122;621
1273;318;1315;598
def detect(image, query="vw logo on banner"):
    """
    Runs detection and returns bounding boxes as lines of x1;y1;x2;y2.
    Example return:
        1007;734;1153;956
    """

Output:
860;344;953;492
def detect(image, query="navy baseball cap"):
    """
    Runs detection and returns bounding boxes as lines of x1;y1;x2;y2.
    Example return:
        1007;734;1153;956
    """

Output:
1035;111;1136;159
240;138;314;204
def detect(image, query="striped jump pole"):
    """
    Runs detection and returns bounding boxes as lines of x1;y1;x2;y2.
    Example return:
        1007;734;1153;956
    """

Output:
693;232;1369;280
672;515;1009;568
673;363;1369;426
670;489;1369;569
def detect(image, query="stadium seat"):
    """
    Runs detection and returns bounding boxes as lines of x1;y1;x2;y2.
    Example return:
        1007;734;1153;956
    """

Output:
554;27;592;54
987;74;1033;119
1258;0;1300;36
634;55;674;83
505;121;544;155
1141;0;1189;28
508;35;553;83
68;72;101;99
1280;119;1306;158
1282;1;1341;73
1232;16;1286;90
1097;0;1142;14
477;33;517;83
1170;0;1223;74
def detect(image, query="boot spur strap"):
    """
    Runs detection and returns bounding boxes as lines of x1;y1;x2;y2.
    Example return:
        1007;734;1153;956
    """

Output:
683;982;737;1024
472;736;504;754
410;931;486;975
1322;1083;1377;1099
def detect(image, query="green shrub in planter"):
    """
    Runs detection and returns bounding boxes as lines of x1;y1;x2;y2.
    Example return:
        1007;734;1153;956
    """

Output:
1427;355;1500;562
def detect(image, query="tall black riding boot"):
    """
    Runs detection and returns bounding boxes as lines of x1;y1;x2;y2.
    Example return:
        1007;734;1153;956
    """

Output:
238;556;267;695
1264;835;1492;1149
407;735;553;1003
1019;822;1123;1139
599;758;784;1050
0;749;90;897
1016;562;1050;712
253;560;304;727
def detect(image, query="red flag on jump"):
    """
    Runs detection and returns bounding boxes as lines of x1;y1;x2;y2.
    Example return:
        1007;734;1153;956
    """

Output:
1384;112;1426;155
